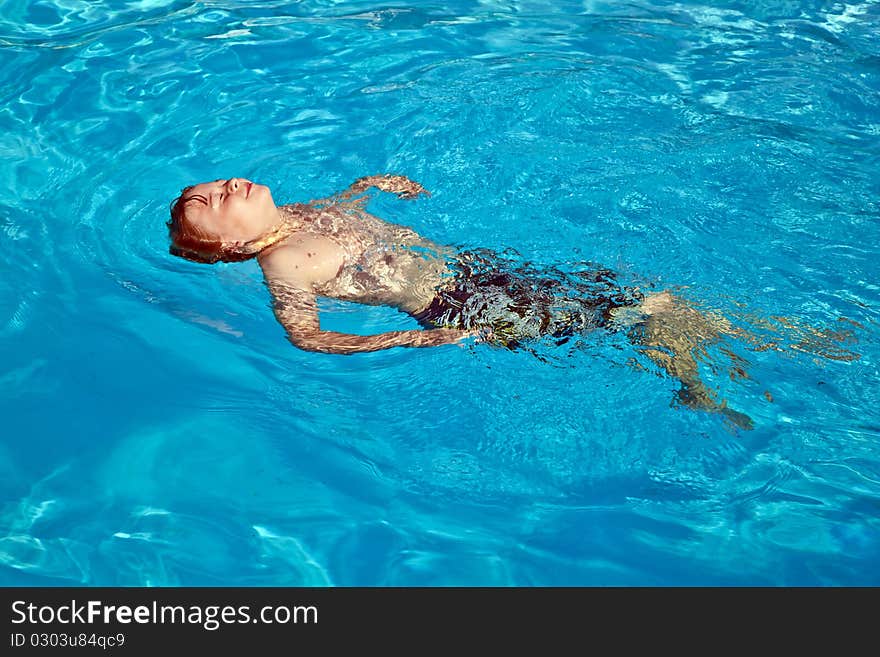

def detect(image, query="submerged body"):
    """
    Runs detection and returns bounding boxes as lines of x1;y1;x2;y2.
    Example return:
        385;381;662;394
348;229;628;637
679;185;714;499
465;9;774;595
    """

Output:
258;202;658;367
168;174;858;430
260;202;644;350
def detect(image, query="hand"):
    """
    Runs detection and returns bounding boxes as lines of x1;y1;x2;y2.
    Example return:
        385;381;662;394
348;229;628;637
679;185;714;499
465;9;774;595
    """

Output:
416;328;474;347
360;175;430;200
392;178;430;200
378;175;430;200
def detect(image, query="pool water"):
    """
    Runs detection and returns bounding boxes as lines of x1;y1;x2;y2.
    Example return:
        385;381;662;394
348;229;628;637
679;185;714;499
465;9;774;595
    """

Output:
1;0;878;585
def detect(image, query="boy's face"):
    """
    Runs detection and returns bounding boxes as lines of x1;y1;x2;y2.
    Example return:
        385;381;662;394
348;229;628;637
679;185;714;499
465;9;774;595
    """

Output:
180;178;279;244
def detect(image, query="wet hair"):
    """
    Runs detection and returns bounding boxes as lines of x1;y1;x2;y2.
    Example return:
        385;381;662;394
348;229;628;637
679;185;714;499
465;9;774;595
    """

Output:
166;186;257;264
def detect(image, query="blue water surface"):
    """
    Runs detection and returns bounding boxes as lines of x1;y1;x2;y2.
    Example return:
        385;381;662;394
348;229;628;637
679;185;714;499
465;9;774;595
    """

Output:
1;0;878;586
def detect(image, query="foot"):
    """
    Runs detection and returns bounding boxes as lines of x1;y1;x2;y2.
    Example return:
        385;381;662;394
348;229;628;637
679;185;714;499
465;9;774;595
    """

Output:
675;387;754;431
720;406;754;431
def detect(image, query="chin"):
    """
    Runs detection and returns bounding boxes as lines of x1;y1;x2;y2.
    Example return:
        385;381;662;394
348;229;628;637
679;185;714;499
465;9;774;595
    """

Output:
256;183;275;204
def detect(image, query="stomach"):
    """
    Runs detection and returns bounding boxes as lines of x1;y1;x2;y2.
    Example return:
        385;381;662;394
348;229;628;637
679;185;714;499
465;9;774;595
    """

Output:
316;247;452;314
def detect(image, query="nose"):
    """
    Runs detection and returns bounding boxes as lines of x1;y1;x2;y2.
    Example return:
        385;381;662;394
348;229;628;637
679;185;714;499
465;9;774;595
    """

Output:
226;178;241;194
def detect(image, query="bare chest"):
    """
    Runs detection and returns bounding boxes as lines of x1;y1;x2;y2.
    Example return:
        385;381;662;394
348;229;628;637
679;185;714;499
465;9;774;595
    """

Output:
259;233;346;288
260;205;449;311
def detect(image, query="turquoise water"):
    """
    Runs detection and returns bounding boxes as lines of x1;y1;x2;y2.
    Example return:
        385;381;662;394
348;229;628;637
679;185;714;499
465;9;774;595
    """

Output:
1;0;878;585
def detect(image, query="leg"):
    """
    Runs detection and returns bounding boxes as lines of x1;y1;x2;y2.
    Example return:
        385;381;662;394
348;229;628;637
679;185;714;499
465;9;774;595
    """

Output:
616;291;755;430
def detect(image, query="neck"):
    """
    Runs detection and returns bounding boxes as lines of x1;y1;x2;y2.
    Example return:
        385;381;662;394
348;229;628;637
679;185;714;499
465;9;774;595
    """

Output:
253;205;307;261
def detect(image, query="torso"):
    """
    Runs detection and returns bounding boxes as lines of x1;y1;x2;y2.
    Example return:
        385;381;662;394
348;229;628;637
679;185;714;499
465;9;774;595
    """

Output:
258;203;453;314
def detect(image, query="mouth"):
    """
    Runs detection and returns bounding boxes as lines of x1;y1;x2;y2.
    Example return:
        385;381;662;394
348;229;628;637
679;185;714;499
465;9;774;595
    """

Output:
246;182;253;198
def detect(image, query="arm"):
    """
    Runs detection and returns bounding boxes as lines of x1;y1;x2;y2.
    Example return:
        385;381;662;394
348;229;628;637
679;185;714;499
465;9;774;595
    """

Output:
269;282;470;355
320;174;430;204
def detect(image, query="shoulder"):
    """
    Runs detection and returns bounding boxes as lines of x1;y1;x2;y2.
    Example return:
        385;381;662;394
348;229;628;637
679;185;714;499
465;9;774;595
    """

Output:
259;232;345;290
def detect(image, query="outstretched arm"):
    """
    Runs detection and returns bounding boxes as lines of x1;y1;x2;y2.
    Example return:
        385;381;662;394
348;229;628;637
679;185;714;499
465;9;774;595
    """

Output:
269;282;469;355
312;174;430;206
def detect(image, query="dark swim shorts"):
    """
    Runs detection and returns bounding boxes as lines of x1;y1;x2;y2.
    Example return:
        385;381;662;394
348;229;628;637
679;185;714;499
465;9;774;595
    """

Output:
412;249;644;348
